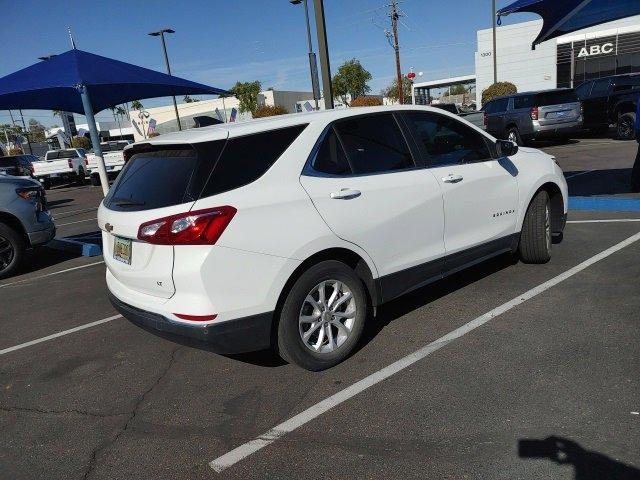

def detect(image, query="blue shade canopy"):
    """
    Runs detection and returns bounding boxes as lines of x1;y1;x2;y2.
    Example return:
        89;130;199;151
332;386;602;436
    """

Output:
498;0;640;47
0;49;229;114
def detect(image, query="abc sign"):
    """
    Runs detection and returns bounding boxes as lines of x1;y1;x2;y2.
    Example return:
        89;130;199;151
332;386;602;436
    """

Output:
577;42;614;58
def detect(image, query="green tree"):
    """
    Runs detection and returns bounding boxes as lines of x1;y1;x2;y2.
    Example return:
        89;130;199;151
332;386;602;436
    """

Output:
71;136;91;149
253;105;288;118
481;82;517;106
448;84;468;96
381;77;413;104
130;100;144;111
28;119;46;142
231;81;262;114
332;59;372;106
183;95;199;103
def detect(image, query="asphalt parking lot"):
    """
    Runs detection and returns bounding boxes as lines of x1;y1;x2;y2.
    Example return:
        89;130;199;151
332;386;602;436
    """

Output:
1;138;639;479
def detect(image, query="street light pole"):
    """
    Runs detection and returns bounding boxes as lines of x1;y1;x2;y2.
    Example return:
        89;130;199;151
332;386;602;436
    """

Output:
492;0;498;84
290;0;321;110
149;28;182;131
312;0;334;110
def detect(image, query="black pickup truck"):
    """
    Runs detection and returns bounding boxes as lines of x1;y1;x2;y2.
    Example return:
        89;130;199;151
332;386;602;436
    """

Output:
575;73;640;140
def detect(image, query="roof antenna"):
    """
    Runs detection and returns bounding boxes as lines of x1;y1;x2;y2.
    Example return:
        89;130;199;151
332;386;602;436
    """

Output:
68;27;77;49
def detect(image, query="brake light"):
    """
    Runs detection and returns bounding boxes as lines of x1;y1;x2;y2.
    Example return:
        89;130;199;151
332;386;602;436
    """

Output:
84;158;88;166
530;107;539;120
137;206;237;245
29;165;35;175
15;187;40;200
68;159;73;169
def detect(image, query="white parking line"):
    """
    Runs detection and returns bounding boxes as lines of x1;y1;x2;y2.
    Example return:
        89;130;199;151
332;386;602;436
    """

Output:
565;170;594;180
209;231;640;473
568;219;640;224
56;217;98;227
0;261;105;288
0;314;122;356
55;207;98;217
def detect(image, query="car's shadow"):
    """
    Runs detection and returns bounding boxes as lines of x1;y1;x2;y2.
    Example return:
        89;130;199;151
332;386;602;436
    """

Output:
565;168;634;196
9;246;80;279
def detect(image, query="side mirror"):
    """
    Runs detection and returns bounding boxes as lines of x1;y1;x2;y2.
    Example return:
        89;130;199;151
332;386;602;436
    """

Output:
496;140;518;157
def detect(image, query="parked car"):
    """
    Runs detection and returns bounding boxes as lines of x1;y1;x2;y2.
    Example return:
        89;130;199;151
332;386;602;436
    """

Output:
432;103;485;129
575;73;640;140
482;89;582;145
33;149;88;189
0;175;55;278
0;154;38;178
99;106;568;371
86;140;132;186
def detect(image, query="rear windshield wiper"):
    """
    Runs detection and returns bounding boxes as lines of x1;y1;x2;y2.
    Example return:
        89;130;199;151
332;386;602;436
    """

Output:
111;198;146;207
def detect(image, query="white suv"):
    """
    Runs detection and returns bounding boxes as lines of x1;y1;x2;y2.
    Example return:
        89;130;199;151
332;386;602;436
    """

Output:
98;106;568;371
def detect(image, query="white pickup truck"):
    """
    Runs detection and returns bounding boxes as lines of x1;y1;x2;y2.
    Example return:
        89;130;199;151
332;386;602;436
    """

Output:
33;149;88;189
86;141;131;186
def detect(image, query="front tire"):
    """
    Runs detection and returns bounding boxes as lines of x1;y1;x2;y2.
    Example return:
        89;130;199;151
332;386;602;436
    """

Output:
0;222;25;279
519;190;552;264
277;260;367;371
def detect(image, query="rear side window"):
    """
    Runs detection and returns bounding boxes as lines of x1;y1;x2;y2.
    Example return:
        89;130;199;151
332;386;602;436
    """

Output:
0;157;17;168
333;114;414;174
201;124;307;197
105;148;201;211
590;78;611;97
46;151;59;160
513;95;535;109
57;150;79;159
575;81;593;99
492;97;509;112
535;90;578;105
406;112;493;167
312;128;352;175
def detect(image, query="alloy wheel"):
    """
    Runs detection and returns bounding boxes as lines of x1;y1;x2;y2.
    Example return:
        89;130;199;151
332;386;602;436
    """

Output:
298;280;356;354
0;234;15;273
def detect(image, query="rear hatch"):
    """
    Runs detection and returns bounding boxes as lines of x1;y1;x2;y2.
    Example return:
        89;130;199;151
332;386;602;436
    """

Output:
98;141;226;299
535;90;581;126
0;157;18;176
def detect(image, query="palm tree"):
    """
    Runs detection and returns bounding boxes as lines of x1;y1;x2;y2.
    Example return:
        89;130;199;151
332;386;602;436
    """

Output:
130;100;143;111
110;107;124;139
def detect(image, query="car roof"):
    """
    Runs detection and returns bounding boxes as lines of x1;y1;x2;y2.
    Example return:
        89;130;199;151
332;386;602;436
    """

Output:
127;105;465;146
489;88;575;102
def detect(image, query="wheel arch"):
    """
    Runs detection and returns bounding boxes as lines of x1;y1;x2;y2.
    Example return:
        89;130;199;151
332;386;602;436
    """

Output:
521;182;565;234
270;247;379;348
613;101;636;119
0;211;28;244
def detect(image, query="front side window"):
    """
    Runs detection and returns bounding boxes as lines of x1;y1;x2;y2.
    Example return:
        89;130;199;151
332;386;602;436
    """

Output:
333;114;414;174
591;78;611;96
407;112;493;167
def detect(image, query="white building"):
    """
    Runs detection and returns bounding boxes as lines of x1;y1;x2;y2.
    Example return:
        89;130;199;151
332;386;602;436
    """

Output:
475;15;640;106
129;89;312;141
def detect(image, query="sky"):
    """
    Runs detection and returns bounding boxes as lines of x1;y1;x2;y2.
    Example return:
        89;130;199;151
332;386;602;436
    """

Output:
0;0;536;128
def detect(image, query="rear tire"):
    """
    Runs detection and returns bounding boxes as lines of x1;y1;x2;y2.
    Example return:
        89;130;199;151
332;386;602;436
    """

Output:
617;112;636;140
90;174;101;187
277;260;367;371
42;179;51;190
76;167;86;186
0;222;25;279
506;127;523;146
519;190;552;264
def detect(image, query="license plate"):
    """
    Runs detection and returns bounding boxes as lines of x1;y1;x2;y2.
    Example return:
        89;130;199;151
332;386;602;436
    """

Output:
113;236;132;265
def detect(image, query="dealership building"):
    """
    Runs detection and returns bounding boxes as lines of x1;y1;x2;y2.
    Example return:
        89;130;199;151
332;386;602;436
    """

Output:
414;15;640;107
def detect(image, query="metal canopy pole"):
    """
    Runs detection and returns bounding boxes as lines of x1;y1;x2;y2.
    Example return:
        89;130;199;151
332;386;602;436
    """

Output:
79;85;109;195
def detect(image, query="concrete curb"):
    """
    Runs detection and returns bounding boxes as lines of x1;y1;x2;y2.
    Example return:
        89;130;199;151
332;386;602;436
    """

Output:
46;235;102;257
569;196;640;212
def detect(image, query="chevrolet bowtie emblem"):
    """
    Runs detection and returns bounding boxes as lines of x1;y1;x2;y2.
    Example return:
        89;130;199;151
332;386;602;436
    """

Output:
105;223;114;233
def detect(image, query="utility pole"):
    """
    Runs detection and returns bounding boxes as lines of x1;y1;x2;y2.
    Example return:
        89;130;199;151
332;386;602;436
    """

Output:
149;29;182;130
389;1;404;104
313;0;334;109
492;0;498;84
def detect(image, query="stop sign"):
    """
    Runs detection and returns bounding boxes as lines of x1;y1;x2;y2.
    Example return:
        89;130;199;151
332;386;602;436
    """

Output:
407;72;416;79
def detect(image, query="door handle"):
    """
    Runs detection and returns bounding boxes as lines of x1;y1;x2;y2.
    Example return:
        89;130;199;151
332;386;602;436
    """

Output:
330;188;361;200
442;174;464;184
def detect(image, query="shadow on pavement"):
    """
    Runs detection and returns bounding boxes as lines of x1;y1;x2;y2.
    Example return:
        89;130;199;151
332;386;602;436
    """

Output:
47;198;74;209
13;246;80;277
565;168;635;196
359;252;519;351
519;436;640;479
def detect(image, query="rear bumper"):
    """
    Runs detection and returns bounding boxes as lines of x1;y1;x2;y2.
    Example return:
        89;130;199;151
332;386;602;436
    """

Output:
28;223;56;246
530;120;582;138
108;290;273;354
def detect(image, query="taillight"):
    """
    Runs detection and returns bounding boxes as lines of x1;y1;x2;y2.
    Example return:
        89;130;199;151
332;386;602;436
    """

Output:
137;206;237;245
84;158;88;166
29;165;35;175
15;187;40;201
530;107;539;120
173;313;217;322
68;159;73;169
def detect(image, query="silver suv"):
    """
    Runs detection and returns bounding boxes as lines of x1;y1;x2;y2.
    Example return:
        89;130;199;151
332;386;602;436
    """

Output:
483;89;583;145
0;175;55;278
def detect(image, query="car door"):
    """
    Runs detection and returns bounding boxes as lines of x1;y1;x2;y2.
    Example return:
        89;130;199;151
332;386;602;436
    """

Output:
299;113;446;292
588;78;611;127
403;111;519;271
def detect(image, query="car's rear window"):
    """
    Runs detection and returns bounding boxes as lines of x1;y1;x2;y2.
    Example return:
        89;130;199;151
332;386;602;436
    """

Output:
535;90;578;106
105;148;204;212
105;124;307;212
0;157;18;167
